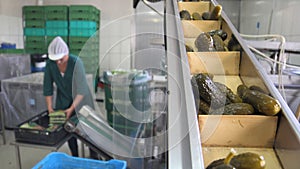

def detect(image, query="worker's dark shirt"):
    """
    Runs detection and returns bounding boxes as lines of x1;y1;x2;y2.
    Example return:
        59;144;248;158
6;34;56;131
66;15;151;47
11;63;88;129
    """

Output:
43;54;94;111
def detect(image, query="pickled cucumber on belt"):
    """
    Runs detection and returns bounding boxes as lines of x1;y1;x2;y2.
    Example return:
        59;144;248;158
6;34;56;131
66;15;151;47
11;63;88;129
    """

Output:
206;148;236;169
202;5;222;20
179;10;191;20
210;103;255;115
212;34;226;51
249;85;269;95
192;12;202;20
194;73;227;108
228;35;241;51
206;149;266;169
215;82;242;103
195;32;214;51
230;152;266;169
237;84;281;116
199;99;213;115
209;30;228;41
185;44;194;52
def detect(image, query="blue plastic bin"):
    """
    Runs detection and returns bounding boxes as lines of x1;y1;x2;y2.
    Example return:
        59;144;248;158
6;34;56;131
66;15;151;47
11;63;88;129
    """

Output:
0;42;16;49
32;152;127;169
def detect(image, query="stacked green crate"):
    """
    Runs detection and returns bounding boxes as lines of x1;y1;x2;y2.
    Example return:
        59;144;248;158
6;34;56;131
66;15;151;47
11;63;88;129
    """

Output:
68;5;100;90
45;5;69;46
23;6;47;54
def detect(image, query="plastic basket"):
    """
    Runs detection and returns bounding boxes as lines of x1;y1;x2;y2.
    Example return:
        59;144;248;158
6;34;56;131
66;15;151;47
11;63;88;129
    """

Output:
25;41;46;49
46;20;68;28
23;13;45;20
69;5;100;15
44;5;68;14
69;20;97;29
69;28;97;37
45;13;68;20
24;20;45;28
46;28;68;36
24;28;45;36
32;152;127;169
23;6;45;20
1;43;16;49
69;36;99;44
69;12;99;21
25;36;45;43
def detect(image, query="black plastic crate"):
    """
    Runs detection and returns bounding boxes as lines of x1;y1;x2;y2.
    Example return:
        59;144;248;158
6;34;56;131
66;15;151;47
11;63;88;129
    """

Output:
14;111;68;145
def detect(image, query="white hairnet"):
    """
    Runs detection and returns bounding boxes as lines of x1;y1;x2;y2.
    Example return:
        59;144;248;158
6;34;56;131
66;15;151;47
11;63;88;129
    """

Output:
48;36;69;61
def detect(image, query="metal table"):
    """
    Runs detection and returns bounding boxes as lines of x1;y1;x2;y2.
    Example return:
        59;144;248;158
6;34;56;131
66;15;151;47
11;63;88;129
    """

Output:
10;134;73;169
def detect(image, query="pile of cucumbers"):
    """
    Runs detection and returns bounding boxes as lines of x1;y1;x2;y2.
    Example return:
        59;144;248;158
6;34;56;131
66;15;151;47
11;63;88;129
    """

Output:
193;73;281;116
206;149;266;169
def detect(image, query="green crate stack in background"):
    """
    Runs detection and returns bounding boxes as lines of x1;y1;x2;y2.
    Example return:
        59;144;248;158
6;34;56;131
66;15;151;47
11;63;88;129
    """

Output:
45;5;69;41
68;5;100;92
23;5;100;88
23;6;47;54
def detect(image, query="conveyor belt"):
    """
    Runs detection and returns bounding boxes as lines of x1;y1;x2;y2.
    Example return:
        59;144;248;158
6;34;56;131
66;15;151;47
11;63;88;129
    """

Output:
65;106;144;158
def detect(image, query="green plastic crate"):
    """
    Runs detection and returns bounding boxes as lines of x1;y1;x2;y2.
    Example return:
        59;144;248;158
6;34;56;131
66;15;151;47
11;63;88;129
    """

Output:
69;36;99;44
69;12;99;21
24;28;45;36
23;6;45;20
24;20;45;28
69;28;97;37
69;5;99;14
23;13;45;20
46;28;68;36
45;13;68;20
23;6;44;14
25;41;46;49
69;20;97;29
46;20;68;28
69;37;89;44
25;47;47;54
25;36;45;43
45;5;68;14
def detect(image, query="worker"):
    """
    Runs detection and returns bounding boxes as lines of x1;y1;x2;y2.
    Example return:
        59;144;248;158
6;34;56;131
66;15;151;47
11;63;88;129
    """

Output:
43;36;97;158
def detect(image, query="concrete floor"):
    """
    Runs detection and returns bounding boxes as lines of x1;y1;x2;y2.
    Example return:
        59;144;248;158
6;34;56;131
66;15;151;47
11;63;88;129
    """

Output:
0;129;90;169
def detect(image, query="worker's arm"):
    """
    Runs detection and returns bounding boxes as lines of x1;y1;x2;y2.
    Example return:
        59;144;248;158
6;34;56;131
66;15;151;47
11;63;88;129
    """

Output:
45;96;54;113
65;94;84;119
